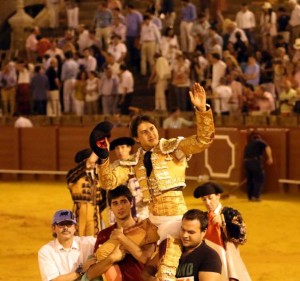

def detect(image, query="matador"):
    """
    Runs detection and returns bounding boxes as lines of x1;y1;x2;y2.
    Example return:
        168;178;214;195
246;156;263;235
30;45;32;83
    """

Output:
89;83;215;280
66;148;106;236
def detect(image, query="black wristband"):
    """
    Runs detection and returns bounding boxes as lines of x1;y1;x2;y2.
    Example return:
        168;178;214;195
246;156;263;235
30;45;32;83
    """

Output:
76;265;84;276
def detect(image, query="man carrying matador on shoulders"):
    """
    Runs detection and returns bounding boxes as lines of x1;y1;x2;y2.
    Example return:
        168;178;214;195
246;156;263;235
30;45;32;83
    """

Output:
88;83;215;281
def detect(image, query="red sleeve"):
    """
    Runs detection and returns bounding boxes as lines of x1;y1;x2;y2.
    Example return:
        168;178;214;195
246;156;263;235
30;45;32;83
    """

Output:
93;224;117;253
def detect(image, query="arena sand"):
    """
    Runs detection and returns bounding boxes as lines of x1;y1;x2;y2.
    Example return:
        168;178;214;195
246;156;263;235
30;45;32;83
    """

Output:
0;181;299;281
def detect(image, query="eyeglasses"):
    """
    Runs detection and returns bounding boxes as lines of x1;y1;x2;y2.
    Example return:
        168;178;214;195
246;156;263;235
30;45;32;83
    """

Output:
56;221;74;228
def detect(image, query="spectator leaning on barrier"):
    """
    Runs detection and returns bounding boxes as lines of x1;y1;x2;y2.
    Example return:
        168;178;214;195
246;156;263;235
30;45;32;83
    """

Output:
162;107;194;129
243;132;273;201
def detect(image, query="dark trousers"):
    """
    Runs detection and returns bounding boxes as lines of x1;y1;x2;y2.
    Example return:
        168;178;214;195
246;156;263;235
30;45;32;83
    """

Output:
174;86;189;111
119;93;133;115
126;36;140;71
243;28;255;46
244;159;265;199
33;100;47;115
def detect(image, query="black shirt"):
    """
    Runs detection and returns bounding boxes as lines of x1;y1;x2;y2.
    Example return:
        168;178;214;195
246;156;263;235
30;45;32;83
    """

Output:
244;139;267;159
46;66;59;91
176;241;222;281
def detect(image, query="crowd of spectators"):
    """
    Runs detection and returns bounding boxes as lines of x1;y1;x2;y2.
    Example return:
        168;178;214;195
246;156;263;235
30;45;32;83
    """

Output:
1;0;300;120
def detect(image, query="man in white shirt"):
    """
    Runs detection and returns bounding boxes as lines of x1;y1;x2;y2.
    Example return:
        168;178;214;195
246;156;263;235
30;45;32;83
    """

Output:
82;48;97;72
107;34;127;64
163;107;194;129
235;3;256;45
38;209;96;281
289;0;300;43
106;53;120;76
140;14;161;76
148;53;171;111
213;78;233;116
255;85;275;115
25;27;40;62
45;39;65;60
77;25;94;52
116;64;134;115
209;53;227;92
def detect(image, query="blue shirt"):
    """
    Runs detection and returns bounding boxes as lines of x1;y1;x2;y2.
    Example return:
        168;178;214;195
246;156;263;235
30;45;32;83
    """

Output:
31;73;49;100
245;63;260;86
181;3;197;22
126;11;143;37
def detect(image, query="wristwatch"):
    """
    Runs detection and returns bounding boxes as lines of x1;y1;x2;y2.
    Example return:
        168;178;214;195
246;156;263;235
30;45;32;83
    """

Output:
76;265;84;277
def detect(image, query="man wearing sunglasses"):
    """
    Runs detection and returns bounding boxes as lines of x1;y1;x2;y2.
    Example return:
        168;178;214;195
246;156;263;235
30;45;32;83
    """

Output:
38;209;97;281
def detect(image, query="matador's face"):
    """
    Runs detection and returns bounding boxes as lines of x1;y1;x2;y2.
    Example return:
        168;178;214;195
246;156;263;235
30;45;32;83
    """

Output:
135;122;159;151
201;194;220;212
114;145;131;161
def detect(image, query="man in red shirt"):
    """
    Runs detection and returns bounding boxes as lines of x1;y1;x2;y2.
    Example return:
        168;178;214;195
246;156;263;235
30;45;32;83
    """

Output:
85;185;157;281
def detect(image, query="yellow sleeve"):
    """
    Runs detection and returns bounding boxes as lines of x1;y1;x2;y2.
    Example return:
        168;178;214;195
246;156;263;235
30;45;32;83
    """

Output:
97;158;130;190
177;108;215;155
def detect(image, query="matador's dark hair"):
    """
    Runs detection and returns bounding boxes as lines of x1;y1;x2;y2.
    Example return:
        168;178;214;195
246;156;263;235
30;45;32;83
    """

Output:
130;115;158;138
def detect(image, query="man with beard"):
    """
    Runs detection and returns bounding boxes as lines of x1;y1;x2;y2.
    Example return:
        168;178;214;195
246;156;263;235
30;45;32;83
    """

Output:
142;209;222;281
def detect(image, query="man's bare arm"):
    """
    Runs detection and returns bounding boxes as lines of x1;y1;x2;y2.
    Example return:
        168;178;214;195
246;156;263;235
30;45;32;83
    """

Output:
198;271;221;281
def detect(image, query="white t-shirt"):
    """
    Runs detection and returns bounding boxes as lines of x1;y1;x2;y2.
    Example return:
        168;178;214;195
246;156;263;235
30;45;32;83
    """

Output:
38;236;96;281
214;85;233;114
118;70;134;94
86;77;99;102
26;34;38;51
77;30;94;52
107;42;127;62
83;55;97;73
236;10;256;29
211;61;226;91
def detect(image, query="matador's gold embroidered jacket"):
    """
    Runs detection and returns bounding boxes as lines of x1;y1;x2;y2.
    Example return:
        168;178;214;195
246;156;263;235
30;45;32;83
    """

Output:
98;109;215;216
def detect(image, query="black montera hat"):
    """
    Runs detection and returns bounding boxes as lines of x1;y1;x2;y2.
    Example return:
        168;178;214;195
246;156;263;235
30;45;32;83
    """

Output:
193;182;223;198
74;148;92;163
110;137;135;151
89;121;113;158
